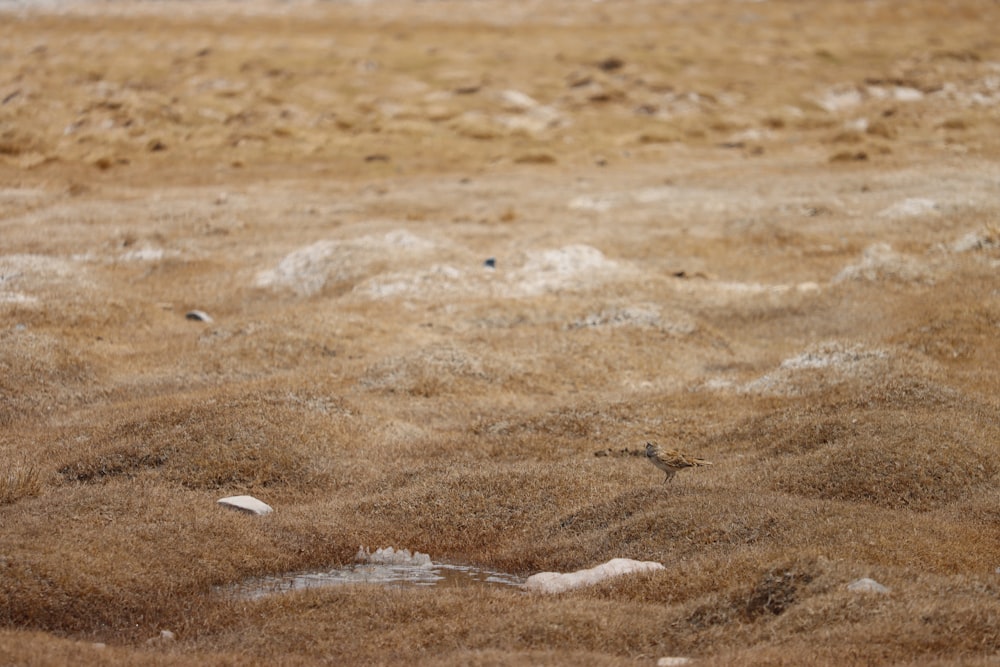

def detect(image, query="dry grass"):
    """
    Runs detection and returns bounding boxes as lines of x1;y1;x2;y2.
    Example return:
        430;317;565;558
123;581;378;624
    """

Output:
2;0;1000;664
0;459;42;506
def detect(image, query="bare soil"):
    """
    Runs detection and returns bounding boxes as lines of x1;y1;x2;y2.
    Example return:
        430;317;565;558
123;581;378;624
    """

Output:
2;1;999;664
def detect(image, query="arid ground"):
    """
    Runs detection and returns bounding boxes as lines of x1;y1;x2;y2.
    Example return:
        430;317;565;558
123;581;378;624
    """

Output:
2;1;999;664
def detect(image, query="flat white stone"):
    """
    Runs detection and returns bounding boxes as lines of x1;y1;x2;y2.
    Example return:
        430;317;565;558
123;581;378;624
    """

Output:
217;495;273;516
524;558;664;594
847;577;890;594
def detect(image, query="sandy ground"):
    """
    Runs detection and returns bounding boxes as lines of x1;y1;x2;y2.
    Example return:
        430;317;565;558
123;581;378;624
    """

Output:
2;1;1000;665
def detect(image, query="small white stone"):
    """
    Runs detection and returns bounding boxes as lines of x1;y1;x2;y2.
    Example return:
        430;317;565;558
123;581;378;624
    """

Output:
499;89;540;111
847;577;890;594
658;658;693;667
217;495;273;516
893;86;924;102
185;310;213;323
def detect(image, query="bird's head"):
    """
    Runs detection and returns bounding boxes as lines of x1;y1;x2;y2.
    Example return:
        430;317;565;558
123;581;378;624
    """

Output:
644;442;656;457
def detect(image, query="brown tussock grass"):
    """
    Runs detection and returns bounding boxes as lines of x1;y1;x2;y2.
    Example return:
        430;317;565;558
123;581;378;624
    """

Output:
0;460;42;506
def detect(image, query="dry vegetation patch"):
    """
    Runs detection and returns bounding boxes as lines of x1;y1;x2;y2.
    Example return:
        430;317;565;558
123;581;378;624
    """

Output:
2;0;1000;664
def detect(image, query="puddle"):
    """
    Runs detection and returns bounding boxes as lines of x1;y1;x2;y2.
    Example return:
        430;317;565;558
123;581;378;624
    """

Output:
227;547;525;600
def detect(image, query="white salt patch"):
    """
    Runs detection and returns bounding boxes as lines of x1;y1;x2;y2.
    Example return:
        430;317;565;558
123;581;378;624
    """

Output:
217;495;273;515
878;198;939;218
356;264;466;299
633;187;676;204
778;343;889;370
524;558;664;594
512;244;621;296
0;292;37;304
119;246;165;262
673;279;822;301
568;194;615;212
950;230;997;252
255;230;437;296
740;342;889;396
0;253;90;300
0;253;80;281
844;117;869;132
569;304;697;336
256;239;339;295
357;546;432;568
816;86;863;112
832;243;928;284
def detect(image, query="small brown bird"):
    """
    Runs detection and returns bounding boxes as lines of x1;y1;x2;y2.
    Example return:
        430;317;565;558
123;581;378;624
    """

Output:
645;442;712;483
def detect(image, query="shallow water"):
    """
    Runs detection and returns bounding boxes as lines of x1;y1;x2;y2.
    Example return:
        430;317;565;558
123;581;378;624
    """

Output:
230;561;525;599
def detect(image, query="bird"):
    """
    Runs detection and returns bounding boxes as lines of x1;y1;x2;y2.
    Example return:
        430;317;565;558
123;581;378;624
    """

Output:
644;442;712;483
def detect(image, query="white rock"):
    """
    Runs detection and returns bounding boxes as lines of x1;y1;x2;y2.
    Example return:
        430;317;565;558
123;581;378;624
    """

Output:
185;309;213;323
524;558;664;594
893;86;924;102
499;89;540;111
658;658;693;667
847;577;890;594
217;495;273;516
